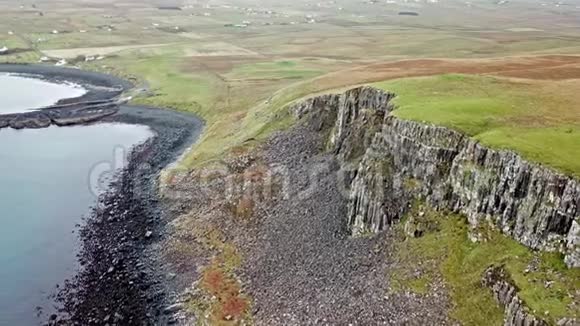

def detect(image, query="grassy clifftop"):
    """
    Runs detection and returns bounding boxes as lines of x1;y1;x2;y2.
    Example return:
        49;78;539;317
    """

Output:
390;205;580;325
84;54;333;170
375;74;580;177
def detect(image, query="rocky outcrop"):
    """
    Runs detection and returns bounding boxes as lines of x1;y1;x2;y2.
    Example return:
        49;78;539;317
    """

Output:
8;112;52;129
0;64;132;130
482;266;579;326
290;86;580;267
49;104;118;126
482;266;549;326
0;101;120;130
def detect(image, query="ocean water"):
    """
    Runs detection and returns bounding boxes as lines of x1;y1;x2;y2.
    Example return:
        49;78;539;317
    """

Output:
0;73;86;114
0;75;153;325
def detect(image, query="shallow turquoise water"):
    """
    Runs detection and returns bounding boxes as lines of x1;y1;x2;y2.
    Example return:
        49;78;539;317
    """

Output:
0;76;153;325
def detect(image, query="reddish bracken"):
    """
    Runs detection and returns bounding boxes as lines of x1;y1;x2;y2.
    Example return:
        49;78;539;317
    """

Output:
202;262;249;322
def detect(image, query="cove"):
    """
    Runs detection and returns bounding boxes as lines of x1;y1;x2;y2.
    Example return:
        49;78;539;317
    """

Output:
0;65;204;325
0;74;153;325
0;73;86;114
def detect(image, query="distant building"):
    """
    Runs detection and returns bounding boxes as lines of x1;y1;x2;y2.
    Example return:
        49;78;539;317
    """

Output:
398;11;419;16
158;6;182;11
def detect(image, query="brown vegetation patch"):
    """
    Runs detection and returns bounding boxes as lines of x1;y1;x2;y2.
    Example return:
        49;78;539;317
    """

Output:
225;163;271;222
166;149;274;323
182;55;264;74
231;195;255;221
177;220;250;325
289;37;324;45
244;164;268;183
495;64;580;80
291;55;580;101
201;259;249;324
361;55;580;81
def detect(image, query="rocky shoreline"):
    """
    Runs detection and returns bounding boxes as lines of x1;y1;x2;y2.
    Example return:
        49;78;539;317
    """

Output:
0;64;131;130
49;105;203;326
0;64;204;325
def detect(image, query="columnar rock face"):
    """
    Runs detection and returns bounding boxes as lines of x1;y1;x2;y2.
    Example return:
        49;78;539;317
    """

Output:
290;86;580;267
482;266;549;326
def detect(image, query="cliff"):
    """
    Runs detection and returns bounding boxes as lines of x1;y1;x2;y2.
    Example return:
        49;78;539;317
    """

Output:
290;86;580;268
482;266;549;326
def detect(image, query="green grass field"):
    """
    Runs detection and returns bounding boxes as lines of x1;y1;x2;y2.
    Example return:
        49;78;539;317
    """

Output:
83;53;317;169
226;60;322;80
374;74;580;177
391;205;580;325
